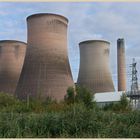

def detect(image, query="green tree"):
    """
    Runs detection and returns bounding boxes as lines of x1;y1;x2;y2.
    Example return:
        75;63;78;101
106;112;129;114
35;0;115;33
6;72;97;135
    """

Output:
65;85;95;109
64;87;75;104
120;94;129;110
75;85;94;108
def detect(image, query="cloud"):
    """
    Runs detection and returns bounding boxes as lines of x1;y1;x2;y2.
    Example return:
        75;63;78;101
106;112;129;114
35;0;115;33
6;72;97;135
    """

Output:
0;2;140;90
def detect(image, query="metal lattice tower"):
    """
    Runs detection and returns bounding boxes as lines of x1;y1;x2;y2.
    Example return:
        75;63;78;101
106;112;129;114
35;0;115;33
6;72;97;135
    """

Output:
127;58;140;109
131;58;138;92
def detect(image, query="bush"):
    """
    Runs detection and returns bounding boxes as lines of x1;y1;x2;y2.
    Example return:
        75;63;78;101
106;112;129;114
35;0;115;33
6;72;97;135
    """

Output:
0;92;18;108
103;94;131;112
75;85;95;108
0;106;139;138
0;91;139;138
64;86;96;109
64;87;75;104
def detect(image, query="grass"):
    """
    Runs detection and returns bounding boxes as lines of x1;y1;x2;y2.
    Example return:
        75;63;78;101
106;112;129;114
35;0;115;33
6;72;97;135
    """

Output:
0;90;139;138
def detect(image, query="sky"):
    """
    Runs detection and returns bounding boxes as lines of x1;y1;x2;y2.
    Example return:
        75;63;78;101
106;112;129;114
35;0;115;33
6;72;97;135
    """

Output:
1;2;140;93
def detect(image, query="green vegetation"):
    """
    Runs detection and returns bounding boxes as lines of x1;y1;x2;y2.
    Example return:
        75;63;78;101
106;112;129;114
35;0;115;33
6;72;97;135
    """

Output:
65;86;96;108
103;94;132;112
0;87;139;138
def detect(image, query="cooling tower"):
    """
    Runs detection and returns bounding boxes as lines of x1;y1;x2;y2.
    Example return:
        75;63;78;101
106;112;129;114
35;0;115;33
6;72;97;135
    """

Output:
117;38;126;91
77;40;115;93
0;40;26;94
16;13;74;101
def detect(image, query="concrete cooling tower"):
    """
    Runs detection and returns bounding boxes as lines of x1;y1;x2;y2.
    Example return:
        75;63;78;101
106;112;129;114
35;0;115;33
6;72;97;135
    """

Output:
0;40;27;94
16;13;74;101
117;38;126;91
77;40;115;93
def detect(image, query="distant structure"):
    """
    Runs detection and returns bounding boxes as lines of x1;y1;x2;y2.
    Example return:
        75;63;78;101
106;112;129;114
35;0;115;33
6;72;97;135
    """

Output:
127;58;140;109
77;40;115;93
95;91;123;108
117;38;126;91
0;40;26;94
15;13;74;101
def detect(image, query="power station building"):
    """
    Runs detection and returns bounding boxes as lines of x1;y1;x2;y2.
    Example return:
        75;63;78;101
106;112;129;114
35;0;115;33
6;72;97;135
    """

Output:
15;13;74;101
0;40;27;94
77;40;115;93
117;38;126;91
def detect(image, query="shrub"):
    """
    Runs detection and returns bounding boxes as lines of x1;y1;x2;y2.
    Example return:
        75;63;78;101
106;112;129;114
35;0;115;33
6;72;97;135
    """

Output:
64;87;75;104
64;86;96;109
0;92;18;108
103;94;131;112
0;91;139;138
75;85;95;108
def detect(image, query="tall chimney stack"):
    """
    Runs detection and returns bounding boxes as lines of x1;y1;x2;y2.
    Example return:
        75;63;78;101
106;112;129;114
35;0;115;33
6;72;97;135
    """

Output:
117;38;126;91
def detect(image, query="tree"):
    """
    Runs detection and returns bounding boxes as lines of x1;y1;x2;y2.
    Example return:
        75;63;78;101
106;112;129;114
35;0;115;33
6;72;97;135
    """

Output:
103;94;131;112
75;85;94;108
64;87;75;104
65;85;95;109
120;94;129;110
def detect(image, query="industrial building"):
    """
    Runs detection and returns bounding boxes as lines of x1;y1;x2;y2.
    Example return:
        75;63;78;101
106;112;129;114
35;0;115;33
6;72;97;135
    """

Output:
94;91;123;108
77;40;115;93
117;38;126;91
0;40;27;94
15;13;74;101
